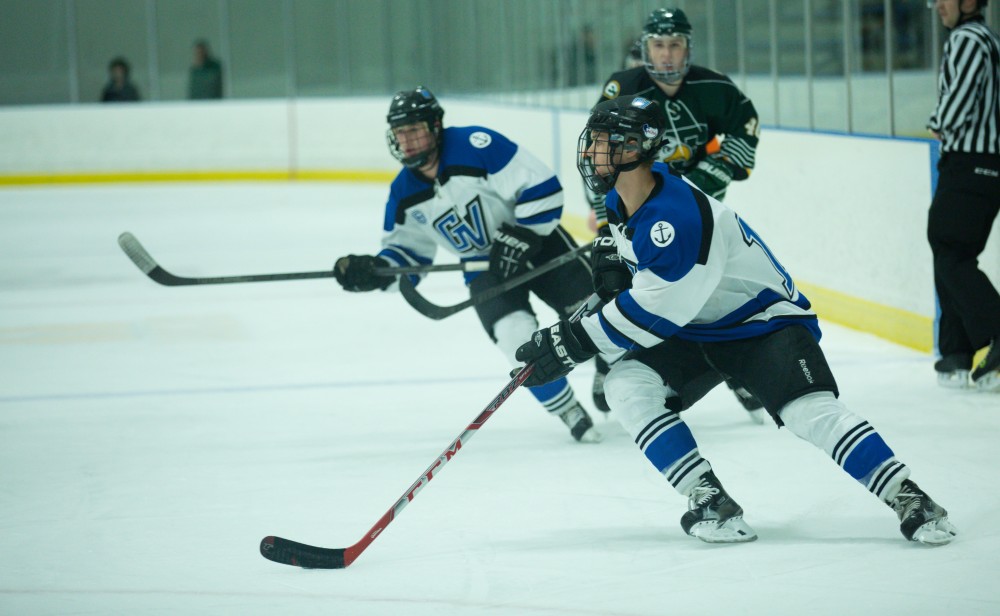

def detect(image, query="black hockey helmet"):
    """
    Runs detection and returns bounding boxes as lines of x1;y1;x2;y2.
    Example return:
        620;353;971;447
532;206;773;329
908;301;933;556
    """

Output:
577;95;666;194
385;86;445;169
625;38;644;69
641;7;693;84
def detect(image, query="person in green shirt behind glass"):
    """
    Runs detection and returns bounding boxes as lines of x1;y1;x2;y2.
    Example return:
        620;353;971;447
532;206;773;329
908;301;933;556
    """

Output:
189;39;223;100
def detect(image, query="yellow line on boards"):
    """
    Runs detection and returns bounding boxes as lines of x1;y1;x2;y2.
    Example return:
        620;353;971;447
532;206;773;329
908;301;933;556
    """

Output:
795;282;932;353
0;170;397;186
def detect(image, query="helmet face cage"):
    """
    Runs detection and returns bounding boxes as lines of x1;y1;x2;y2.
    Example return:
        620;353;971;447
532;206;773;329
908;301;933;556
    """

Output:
385;86;444;169
642;8;693;84
577;97;666;195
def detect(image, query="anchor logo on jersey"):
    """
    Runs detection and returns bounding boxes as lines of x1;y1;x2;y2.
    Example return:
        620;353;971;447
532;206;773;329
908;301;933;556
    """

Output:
650;221;676;247
434;196;489;253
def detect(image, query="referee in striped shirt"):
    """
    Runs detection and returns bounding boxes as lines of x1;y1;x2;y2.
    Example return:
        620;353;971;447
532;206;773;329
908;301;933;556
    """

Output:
927;0;1000;391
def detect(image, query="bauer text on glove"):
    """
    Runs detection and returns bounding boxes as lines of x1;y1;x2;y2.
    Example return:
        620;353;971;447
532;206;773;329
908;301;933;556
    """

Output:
489;224;542;280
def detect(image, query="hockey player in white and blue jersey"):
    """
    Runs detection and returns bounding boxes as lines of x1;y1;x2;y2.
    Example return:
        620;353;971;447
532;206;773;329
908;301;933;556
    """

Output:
333;86;604;443
516;95;957;545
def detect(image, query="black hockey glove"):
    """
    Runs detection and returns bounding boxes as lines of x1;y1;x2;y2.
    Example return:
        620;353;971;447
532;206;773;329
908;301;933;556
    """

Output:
333;255;394;292
489;224;542;280
591;225;631;301
685;155;735;200
515;320;596;387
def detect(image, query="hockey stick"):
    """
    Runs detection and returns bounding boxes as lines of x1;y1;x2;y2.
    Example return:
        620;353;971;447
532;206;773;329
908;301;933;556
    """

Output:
398;243;591;320
259;293;601;569
117;231;487;287
259;364;533;569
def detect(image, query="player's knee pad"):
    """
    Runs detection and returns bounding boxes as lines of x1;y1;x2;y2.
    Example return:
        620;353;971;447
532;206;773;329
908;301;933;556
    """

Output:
492;310;538;366
605;359;678;434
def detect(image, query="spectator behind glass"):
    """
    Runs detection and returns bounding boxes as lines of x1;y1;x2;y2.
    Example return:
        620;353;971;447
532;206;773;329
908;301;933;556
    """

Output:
189;39;223;99
101;57;140;102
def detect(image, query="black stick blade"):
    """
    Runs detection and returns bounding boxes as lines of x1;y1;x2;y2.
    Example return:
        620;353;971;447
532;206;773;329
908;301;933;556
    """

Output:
118;232;158;275
260;536;347;569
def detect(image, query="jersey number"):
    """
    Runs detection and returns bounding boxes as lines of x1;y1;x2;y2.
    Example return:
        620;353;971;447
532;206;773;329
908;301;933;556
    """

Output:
434;196;489;253
737;215;795;297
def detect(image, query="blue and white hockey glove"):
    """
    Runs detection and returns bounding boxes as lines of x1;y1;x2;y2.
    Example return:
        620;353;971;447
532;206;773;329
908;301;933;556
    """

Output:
515;320;596;387
591;225;631;301
685;155;735;200
489;224;542;280
333;255;394;292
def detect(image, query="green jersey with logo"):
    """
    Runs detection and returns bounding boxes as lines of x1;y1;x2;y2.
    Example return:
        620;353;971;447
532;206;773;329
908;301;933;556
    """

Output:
598;65;759;180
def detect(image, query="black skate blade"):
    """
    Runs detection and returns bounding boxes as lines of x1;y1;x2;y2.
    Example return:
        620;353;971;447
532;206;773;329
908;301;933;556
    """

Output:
260;536;346;569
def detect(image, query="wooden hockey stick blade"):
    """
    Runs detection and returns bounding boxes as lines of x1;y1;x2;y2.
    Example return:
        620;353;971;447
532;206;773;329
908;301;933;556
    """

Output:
117;232;486;286
398;244;591;320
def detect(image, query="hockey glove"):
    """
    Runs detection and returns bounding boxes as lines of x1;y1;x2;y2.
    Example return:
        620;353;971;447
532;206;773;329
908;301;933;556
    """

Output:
333;255;395;292
685;155;735;200
489;224;542;280
515;320;596;387
591;225;631;301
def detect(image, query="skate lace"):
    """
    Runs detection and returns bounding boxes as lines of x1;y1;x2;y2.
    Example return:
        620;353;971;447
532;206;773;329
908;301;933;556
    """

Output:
559;405;584;427
689;482;720;509
892;490;922;521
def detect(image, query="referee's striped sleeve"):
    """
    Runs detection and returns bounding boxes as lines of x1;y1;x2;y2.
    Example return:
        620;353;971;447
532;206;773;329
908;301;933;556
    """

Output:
930;20;1000;155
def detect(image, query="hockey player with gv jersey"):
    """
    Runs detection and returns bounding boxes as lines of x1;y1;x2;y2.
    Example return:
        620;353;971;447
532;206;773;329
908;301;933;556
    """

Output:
333;86;607;443
516;95;957;546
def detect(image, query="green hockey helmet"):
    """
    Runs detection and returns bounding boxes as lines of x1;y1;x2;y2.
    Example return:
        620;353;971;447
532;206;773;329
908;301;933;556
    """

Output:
641;8;693;84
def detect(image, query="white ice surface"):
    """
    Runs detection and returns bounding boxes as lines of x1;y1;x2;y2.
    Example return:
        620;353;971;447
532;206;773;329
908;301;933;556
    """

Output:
1;183;998;616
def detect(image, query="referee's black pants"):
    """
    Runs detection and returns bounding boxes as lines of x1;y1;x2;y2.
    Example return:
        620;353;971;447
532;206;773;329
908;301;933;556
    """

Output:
927;152;1000;356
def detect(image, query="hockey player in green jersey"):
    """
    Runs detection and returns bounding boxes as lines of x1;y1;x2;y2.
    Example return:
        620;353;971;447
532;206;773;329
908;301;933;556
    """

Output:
594;7;759;205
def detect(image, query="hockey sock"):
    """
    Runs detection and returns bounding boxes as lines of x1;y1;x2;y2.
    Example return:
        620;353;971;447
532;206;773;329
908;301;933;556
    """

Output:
606;359;711;495
780;391;910;502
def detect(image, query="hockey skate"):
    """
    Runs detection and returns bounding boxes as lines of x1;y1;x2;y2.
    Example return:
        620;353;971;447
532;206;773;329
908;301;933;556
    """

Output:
680;471;757;543
971;339;1000;392
935;353;972;389
558;404;602;443
592;356;610;413
890;479;957;546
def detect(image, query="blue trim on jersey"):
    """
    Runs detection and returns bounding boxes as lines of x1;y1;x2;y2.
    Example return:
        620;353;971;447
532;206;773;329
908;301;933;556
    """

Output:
643;422;698;473
617;291;682;339
516;176;562;205
843;434;895;481
517;206;563;226
385;171;433;231
672;289;819;342
378;245;432;268
597;313;640;350
441;126;518;175
674;316;822;342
